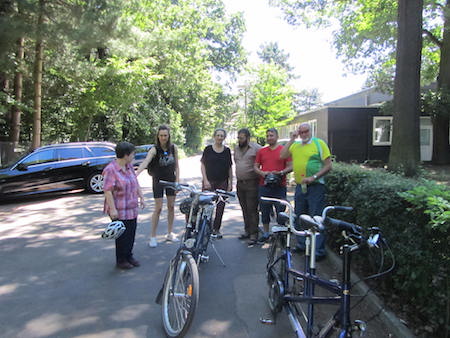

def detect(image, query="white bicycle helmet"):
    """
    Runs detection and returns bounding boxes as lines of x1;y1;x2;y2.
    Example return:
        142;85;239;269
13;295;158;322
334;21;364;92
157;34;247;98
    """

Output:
101;220;126;239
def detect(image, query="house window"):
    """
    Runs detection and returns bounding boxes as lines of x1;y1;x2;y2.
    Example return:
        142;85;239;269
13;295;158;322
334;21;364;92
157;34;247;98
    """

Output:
373;117;393;146
308;119;317;137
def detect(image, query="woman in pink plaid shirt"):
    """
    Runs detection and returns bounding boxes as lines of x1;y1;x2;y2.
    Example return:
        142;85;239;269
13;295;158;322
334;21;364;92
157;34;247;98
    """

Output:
103;142;145;270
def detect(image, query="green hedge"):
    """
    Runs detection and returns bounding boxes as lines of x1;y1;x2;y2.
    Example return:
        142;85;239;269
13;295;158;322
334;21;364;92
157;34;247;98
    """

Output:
325;163;450;337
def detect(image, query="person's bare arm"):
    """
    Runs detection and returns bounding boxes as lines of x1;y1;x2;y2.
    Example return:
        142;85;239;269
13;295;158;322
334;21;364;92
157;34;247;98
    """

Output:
136;147;156;176
280;161;293;175
254;162;267;177
227;166;233;191
104;190;118;220
201;162;211;190
174;145;180;183
280;130;298;159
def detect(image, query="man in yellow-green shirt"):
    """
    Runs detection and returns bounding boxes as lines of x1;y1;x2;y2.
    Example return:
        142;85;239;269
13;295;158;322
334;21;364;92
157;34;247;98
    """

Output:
280;122;332;260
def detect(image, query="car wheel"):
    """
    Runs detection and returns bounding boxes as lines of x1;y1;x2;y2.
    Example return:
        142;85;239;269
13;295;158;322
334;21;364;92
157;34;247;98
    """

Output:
86;172;104;193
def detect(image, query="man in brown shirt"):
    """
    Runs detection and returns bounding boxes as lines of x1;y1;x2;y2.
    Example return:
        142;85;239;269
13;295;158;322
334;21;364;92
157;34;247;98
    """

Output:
234;128;262;245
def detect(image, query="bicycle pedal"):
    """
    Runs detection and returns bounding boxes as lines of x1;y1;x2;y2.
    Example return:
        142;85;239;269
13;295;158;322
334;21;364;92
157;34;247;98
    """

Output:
259;316;276;325
353;320;367;336
200;254;209;262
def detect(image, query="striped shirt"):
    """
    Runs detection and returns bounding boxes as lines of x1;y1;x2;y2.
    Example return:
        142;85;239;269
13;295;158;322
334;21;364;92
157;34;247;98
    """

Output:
103;160;139;220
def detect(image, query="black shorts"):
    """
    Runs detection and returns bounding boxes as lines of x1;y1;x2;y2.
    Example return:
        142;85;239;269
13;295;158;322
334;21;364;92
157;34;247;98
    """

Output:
152;179;176;199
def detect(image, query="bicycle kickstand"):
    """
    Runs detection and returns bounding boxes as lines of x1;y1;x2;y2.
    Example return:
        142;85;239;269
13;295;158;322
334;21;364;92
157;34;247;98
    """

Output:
210;241;226;267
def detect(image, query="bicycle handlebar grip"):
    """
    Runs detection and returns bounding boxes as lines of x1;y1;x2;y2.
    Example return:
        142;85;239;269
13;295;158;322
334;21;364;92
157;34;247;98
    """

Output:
215;189;236;198
333;206;353;212
324;217;362;234
158;180;188;190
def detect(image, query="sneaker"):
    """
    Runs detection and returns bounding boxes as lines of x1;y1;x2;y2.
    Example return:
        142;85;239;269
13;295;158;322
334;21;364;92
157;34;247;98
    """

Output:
148;237;157;248
247;238;258;247
212;231;223;239
257;233;271;244
165;232;180;242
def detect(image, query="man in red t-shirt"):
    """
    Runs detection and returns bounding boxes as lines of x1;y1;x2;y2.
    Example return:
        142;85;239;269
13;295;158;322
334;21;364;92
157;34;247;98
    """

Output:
253;128;292;246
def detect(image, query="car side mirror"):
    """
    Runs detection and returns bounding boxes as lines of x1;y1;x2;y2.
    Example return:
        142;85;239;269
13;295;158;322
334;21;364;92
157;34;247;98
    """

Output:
16;163;28;171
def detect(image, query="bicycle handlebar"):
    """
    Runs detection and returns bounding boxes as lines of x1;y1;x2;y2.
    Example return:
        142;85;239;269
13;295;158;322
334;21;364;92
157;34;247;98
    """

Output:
159;181;236;200
260;196;365;239
324;217;362;235
215;189;236;198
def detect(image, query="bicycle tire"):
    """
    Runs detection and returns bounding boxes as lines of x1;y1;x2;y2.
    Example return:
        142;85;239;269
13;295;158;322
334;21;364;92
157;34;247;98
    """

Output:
194;217;211;264
267;233;286;279
161;253;199;337
267;233;287;313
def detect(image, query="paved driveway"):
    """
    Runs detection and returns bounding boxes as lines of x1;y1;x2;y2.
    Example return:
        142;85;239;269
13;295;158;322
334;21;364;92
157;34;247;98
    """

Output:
0;156;393;337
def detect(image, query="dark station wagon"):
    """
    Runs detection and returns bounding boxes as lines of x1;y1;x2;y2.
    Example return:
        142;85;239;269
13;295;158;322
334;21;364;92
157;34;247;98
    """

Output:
0;142;151;199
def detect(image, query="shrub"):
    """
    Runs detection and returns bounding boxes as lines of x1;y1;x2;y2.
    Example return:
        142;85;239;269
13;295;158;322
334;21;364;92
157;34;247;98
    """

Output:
326;163;450;337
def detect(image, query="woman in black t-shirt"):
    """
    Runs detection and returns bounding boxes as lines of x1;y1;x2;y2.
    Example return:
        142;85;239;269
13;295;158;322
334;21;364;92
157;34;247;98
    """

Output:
200;128;233;238
137;125;179;248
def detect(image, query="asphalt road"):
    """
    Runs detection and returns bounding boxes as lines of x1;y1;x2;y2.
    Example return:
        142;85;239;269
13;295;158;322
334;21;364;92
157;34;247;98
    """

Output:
0;156;395;338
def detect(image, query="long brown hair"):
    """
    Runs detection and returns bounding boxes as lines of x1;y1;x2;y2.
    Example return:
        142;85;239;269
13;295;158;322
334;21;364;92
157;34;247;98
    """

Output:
156;124;172;150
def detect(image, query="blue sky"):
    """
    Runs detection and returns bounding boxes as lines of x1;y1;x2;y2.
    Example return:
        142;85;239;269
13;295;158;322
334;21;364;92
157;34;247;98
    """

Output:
222;0;368;103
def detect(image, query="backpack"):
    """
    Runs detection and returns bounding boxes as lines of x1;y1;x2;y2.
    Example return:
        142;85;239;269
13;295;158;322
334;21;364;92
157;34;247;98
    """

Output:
147;144;175;176
147;155;157;176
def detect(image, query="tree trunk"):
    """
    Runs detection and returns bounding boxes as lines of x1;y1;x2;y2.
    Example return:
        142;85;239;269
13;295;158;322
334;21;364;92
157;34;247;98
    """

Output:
388;0;423;176
10;37;24;148
433;0;450;164
32;0;44;150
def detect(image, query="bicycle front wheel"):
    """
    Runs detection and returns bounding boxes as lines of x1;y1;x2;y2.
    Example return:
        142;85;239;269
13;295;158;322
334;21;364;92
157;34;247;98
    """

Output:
194;217;211;264
161;253;200;337
267;233;287;313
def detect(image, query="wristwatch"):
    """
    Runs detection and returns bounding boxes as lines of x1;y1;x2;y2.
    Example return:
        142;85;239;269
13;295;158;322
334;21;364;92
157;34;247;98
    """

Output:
313;174;318;180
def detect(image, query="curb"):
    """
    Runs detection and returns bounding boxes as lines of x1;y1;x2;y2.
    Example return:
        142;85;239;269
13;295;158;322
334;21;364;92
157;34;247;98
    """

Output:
327;248;416;338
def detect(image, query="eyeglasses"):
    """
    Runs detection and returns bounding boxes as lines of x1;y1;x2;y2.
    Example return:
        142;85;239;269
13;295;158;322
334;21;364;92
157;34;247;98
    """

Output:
299;130;310;134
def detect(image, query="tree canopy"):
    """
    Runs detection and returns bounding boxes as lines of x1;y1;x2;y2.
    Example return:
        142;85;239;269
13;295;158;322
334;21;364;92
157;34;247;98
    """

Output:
270;0;450;164
0;0;247;153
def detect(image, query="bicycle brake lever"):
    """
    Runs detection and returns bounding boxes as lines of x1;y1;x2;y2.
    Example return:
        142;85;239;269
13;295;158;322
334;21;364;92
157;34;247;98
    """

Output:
367;233;380;248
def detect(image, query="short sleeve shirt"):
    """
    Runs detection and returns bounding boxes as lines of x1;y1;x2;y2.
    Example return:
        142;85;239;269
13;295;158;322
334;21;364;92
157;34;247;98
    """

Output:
255;145;291;186
289;138;331;184
234;142;261;180
102;160;139;220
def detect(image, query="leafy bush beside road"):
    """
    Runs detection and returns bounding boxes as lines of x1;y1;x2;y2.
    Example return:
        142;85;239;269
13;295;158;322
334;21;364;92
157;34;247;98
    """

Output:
326;163;450;337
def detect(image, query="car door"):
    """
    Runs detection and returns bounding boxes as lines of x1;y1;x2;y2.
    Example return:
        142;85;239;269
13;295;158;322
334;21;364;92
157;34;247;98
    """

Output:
53;147;91;189
0;149;56;196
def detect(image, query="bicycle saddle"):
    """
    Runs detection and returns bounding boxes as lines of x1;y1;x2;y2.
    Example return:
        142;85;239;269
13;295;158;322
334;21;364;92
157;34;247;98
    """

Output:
276;211;297;226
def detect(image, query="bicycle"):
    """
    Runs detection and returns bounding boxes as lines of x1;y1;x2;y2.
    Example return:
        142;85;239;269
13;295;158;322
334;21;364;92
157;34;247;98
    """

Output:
260;197;394;337
155;180;235;337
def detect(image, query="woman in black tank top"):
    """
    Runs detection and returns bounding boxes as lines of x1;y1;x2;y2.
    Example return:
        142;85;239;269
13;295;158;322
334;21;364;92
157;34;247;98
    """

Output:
200;128;233;238
136;125;180;247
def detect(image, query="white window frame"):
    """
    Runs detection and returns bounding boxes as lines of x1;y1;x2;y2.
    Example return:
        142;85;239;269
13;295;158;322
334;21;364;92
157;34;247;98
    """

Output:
308;119;317;138
373;116;393;146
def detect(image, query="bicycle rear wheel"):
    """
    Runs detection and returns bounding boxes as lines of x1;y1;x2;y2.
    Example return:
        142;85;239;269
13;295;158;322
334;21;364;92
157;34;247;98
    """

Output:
161;253;199;337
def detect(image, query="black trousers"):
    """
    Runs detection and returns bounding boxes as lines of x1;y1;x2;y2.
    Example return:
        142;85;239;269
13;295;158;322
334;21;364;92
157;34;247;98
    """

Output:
115;218;137;263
